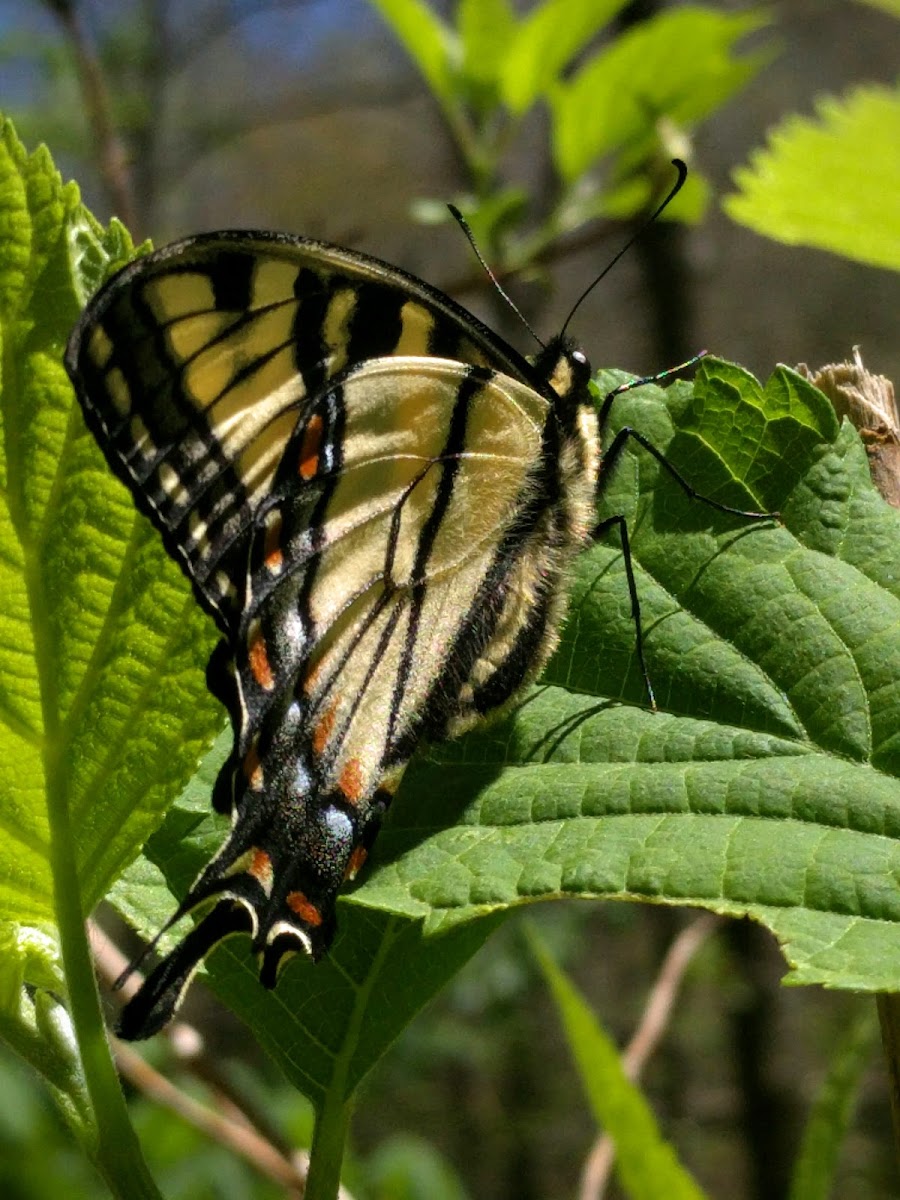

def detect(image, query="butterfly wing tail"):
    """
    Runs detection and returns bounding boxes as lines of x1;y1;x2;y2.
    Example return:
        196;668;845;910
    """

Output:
116;900;253;1041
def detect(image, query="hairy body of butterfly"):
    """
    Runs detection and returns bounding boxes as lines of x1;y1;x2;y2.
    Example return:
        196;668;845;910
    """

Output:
65;231;602;1039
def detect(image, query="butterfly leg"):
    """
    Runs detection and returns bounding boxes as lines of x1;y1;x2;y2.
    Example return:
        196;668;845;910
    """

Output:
590;512;656;711
592;419;779;710
600;424;779;521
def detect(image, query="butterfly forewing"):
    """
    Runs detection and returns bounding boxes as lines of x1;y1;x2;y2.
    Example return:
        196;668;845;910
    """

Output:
66;232;540;631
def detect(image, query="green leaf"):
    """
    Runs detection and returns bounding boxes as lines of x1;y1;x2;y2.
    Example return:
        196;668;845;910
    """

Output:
0;116;200;1194
0;120;106;1130
550;7;772;183
344;359;900;994
500;0;628;115
367;0;459;108
724;84;900;271
531;928;711;1200
210;911;499;1108
0;125;219;937
0;109;212;1061
788;1004;878;1200
458;0;517;88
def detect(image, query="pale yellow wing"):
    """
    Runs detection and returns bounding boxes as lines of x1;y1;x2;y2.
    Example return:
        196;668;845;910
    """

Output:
236;355;553;808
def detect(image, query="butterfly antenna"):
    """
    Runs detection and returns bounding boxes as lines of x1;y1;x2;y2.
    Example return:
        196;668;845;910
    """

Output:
448;204;545;350
559;159;689;338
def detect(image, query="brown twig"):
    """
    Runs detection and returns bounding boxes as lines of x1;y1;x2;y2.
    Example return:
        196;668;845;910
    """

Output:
48;0;137;230
798;350;900;509
113;1037;310;1194
578;912;720;1200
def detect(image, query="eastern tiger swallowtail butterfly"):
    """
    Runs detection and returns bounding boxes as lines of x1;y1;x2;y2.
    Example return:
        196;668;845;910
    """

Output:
66;216;772;1040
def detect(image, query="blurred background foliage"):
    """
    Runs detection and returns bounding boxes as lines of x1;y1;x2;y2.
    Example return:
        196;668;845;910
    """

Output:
0;0;898;1197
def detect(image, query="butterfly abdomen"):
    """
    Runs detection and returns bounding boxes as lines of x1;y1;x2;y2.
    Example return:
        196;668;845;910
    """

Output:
431;340;599;739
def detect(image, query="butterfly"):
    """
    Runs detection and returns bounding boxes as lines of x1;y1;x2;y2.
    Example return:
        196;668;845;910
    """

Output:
66;184;773;1040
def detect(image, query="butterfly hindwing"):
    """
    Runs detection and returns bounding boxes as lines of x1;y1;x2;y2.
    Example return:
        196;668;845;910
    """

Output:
67;232;600;1039
238;356;553;792
176;358;580;967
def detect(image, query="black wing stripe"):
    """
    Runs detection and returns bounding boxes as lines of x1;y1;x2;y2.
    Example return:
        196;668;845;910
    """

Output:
315;596;406;787
206;249;255;310
385;448;559;761
345;281;404;364
290;272;331;398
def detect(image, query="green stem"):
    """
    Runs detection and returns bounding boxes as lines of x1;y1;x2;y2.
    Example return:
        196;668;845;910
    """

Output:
6;259;162;1192
304;918;402;1198
305;1092;353;1200
48;769;164;1199
19;400;162;1194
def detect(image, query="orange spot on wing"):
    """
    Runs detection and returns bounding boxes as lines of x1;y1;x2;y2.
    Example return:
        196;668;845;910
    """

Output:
303;658;323;696
264;512;283;572
243;744;264;790
298;414;324;480
249;849;273;888
344;845;368;880
312;701;338;756
286;891;323;926
338;758;364;805
248;624;275;690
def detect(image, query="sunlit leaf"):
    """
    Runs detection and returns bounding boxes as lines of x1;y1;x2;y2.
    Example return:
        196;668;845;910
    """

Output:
500;0;628;115
0;116;219;1133
551;8;771;183
531;928;711;1200
724;84;900;271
